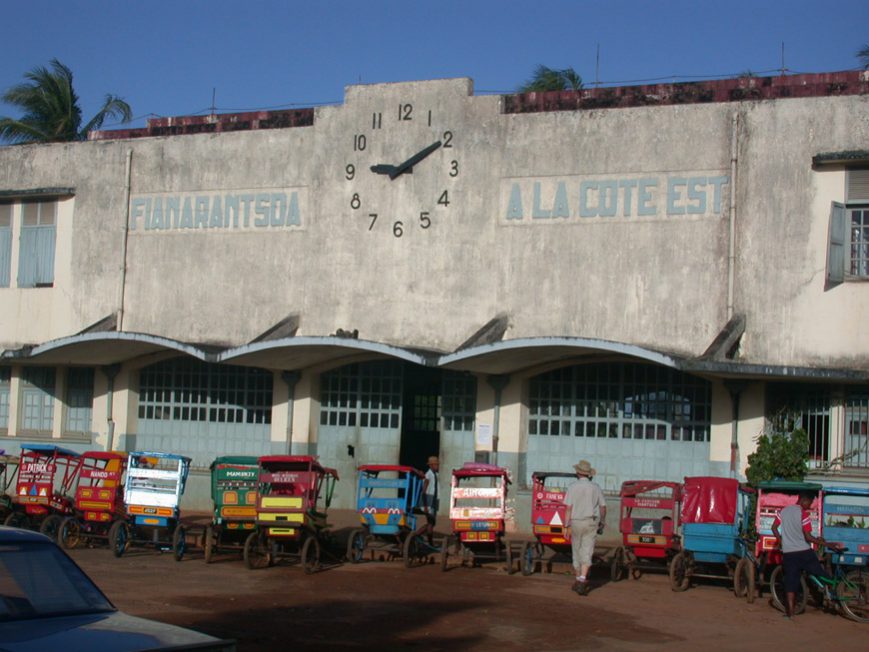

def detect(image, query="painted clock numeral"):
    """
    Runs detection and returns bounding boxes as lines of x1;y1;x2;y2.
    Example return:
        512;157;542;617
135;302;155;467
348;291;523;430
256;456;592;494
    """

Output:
372;112;382;129
398;103;413;121
437;190;450;207
449;161;458;177
419;212;431;229
353;134;367;151
345;164;355;180
351;193;361;209
393;221;404;237
368;213;378;230
443;131;453;147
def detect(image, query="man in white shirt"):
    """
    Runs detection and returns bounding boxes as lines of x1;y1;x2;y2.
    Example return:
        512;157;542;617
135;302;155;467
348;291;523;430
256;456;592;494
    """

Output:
422;456;440;545
563;459;606;596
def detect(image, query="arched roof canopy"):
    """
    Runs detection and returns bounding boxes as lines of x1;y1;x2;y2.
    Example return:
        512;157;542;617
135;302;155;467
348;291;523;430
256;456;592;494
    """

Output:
1;332;212;366
217;336;435;370
436;337;682;375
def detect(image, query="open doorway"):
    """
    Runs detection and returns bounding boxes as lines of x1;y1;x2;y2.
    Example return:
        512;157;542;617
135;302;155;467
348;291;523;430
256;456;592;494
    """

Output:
399;364;441;471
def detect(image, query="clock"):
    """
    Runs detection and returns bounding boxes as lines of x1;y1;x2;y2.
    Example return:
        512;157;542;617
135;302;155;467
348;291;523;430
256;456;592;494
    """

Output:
345;104;459;237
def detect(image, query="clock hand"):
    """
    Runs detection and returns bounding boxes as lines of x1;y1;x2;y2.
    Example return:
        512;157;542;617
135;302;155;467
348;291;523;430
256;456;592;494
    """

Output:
388;140;442;180
370;163;398;176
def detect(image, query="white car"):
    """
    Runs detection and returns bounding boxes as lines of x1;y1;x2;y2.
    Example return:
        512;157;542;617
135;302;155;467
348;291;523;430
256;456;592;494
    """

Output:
0;526;234;651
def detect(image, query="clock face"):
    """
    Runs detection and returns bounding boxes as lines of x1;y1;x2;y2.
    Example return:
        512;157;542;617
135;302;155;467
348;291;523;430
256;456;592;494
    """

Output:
345;104;459;237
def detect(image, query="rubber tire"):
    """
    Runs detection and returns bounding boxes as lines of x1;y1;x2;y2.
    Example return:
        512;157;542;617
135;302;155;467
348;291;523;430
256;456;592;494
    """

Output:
39;514;62;540
837;569;869;623
769;565;807;614
346;528;365;564
733;557;756;603
172;524;186;561
669;551;691;592
611;546;625;582
204;525;215;564
109;520;129;558
520;541;535;576
504;539;513;574
301;536;320;575
4;512;28;529
440;536;451;572
243;531;271;570
59;517;81;549
403;532;421;568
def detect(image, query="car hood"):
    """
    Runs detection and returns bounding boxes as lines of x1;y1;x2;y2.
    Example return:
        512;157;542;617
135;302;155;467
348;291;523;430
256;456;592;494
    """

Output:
0;611;233;652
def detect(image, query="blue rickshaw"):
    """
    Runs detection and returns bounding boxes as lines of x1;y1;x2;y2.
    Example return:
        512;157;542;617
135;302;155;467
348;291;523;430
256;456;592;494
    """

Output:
346;464;435;567
823;485;869;570
669;476;754;594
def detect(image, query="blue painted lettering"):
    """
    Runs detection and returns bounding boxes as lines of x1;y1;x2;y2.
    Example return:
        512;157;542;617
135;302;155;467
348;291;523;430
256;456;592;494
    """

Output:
195;196;209;228
239;195;254;228
687;176;707;214
637;178;657;216
667;177;687;215
579;181;597;217
552;182;569;218
708;176;729;214
151;197;164;229
210;196;224;228
287;192;301;226
532;182;551;219
180;197;194;229
129;198;147;231
506;184;523;220
599;180;618;217
225;195;239;228
254;194;269;227
619;179;637;217
270;193;285;226
166;197;181;228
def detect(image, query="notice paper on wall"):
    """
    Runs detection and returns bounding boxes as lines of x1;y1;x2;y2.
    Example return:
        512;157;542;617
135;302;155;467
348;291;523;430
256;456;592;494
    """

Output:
476;423;493;450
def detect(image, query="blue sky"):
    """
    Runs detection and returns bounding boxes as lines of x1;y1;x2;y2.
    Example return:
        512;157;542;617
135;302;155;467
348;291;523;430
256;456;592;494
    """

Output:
1;0;866;130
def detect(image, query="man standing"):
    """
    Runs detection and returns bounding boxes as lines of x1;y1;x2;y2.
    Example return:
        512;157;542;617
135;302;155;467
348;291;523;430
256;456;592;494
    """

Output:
422;455;440;545
563;459;606;596
771;491;838;619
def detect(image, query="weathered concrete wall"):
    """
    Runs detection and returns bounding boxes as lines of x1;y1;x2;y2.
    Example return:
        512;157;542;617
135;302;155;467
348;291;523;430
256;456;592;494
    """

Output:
0;79;866;370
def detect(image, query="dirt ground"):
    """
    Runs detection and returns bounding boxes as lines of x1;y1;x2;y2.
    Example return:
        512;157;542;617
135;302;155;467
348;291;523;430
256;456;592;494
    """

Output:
68;512;867;651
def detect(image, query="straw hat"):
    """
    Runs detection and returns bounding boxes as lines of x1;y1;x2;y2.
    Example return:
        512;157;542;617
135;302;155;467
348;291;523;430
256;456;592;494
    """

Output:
427;456;440;465
573;459;596;477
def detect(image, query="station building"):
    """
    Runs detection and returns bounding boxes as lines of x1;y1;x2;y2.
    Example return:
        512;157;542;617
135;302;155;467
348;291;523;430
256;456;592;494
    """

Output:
0;71;867;528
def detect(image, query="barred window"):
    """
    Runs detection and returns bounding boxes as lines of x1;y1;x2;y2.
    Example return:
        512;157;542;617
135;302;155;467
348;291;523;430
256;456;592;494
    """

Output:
320;361;402;429
64;367;94;434
20;367;56;433
844;390;869;469
138;358;272;424
0;366;10;431
529;363;711;442
767;384;831;465
18;200;56;288
442;371;476;432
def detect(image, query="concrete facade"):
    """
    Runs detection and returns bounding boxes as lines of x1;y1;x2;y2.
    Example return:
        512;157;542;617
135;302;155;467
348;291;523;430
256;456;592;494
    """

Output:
1;73;867;527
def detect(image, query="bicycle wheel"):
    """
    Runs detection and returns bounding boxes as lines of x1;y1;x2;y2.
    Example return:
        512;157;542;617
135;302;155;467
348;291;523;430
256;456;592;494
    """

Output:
837;569;869;623
769;565;807;614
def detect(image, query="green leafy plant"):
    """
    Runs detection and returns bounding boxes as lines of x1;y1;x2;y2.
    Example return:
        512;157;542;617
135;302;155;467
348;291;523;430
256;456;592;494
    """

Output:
745;420;809;486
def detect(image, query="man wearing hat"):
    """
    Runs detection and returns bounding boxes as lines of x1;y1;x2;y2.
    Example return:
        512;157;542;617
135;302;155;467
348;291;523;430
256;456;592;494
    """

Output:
422;455;440;545
563;459;606;596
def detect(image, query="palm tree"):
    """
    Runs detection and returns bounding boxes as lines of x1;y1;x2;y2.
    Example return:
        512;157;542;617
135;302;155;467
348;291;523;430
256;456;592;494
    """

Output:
518;65;583;93
858;44;869;69
0;58;132;144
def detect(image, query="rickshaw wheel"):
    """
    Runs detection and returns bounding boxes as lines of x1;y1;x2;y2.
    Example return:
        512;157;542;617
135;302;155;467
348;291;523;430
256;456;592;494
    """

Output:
302;536;321;574
520;541;535;576
4;512;28;529
610;547;625;582
204;525;215;564
109;520;129;558
733;557;756;603
346;528;366;564
440;536;452;572
770;565;807;614
59;517;82;549
504;539;513;574
403;532;423;568
669;551;691;592
838;569;869;623
243;531;271;570
172;525;187;561
39;515;62;540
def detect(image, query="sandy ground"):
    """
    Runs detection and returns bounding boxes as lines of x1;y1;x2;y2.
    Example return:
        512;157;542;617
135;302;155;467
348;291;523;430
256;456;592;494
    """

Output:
67;511;866;651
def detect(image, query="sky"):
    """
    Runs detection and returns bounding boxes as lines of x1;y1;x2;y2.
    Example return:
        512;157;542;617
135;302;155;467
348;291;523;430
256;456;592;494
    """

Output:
0;0;866;131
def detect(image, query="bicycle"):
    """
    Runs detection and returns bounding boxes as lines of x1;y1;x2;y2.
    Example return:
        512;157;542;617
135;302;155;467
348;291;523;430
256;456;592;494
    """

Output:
769;546;868;623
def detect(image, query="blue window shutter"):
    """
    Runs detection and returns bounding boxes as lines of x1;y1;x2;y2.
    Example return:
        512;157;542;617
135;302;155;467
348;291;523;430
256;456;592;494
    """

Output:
0;227;11;287
17;224;56;287
827;201;846;284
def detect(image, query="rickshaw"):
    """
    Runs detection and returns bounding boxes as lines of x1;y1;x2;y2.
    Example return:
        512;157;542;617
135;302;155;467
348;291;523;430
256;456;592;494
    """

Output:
0;452;20;520
823;485;869;570
58;450;127;549
755;481;823;609
110;452;192;561
441;463;511;572
611;479;683;581
669;476;754;596
203;455;260;563
346;464;436;567
513;471;574;575
3;444;82;538
243;455;339;573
